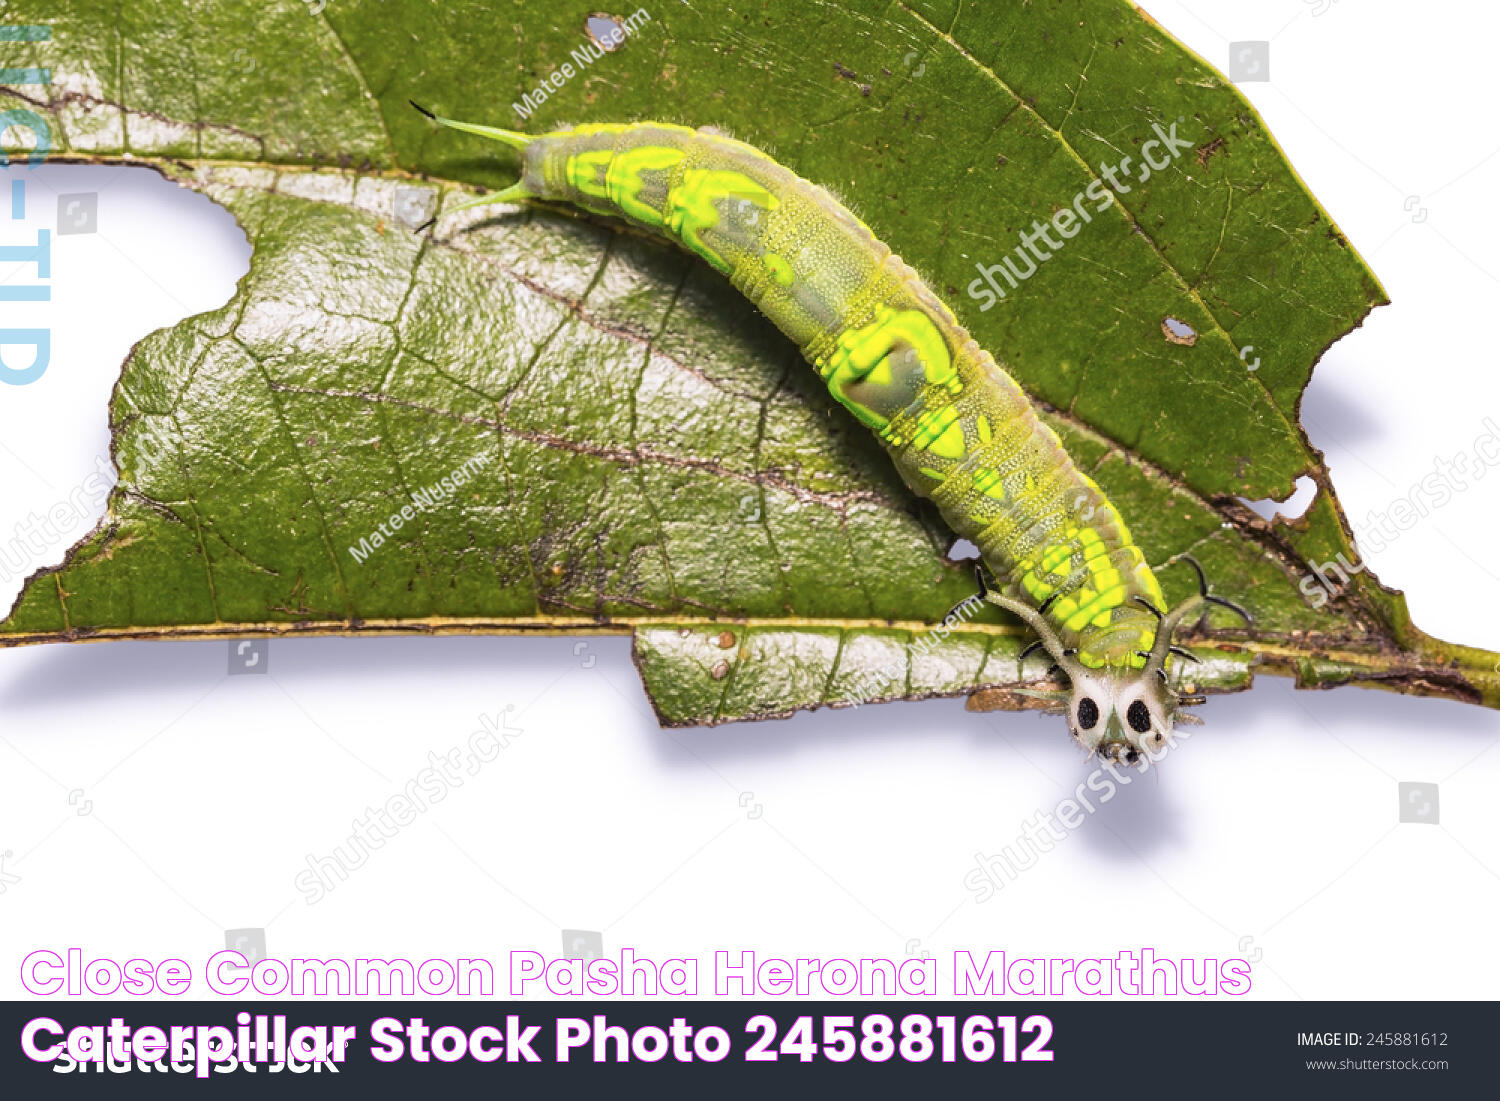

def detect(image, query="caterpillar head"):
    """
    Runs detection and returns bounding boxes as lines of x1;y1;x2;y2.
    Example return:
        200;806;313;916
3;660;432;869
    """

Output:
1063;666;1177;766
986;579;1234;767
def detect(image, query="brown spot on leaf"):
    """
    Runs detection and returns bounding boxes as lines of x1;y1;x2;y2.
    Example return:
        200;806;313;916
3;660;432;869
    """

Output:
710;659;731;680
716;630;736;649
966;685;1065;712
96;533;141;562
1196;137;1226;168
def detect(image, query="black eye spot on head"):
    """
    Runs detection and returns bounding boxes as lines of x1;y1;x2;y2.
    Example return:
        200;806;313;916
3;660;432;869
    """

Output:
1127;699;1152;734
1077;697;1099;730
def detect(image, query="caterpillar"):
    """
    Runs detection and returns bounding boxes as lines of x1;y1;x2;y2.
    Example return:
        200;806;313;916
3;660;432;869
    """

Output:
412;105;1249;764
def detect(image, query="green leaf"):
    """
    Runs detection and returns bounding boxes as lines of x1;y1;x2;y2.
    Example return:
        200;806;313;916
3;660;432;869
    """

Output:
5;0;1497;725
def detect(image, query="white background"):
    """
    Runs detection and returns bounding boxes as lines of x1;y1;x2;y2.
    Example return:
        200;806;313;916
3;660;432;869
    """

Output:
1;0;1498;1001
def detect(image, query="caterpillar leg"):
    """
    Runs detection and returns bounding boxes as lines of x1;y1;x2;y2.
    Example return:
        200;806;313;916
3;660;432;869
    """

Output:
1181;554;1253;623
944;561;990;624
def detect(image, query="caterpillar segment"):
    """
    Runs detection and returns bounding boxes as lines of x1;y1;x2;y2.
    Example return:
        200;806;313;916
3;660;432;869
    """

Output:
413;106;1251;764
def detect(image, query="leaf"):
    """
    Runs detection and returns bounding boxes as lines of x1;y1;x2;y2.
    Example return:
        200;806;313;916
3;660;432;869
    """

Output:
4;0;1497;725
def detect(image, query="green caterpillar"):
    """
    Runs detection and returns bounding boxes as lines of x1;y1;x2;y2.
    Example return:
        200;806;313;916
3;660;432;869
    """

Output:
413;106;1248;764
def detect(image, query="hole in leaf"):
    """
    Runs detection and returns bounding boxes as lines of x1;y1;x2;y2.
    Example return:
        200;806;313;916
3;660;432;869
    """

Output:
586;13;628;50
1239;475;1318;522
1161;317;1197;345
946;538;981;563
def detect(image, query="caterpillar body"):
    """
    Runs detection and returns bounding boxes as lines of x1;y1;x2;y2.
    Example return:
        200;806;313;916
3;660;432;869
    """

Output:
415;108;1245;762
